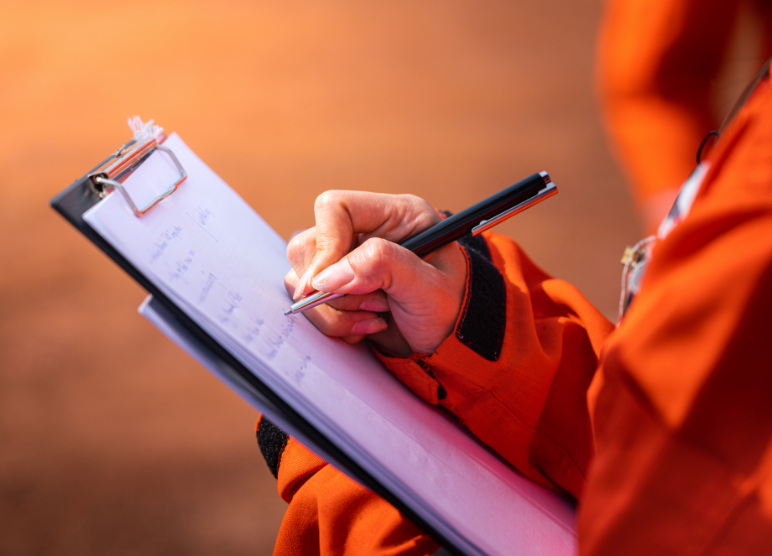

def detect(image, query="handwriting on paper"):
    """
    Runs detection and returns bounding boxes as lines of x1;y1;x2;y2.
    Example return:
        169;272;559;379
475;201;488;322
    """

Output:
186;207;218;243
85;133;317;388
149;225;183;263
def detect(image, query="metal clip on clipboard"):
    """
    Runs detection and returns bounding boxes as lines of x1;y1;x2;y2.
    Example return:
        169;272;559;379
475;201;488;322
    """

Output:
87;118;187;216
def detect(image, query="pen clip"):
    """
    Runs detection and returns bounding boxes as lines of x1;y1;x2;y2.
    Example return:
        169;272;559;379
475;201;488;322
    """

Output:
471;178;557;236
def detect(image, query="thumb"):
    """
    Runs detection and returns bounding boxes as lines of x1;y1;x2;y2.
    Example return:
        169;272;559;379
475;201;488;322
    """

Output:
310;237;426;300
310;236;466;354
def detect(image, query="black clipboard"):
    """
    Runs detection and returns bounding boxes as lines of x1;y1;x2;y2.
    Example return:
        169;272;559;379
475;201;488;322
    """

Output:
50;127;461;555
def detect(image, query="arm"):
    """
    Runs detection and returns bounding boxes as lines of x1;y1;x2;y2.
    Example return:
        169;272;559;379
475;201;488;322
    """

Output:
266;192;613;554
369;230;613;497
579;77;772;555
256;415;440;556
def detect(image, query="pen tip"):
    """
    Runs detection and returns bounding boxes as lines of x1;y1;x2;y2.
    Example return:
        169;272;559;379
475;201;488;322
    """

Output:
283;308;292;316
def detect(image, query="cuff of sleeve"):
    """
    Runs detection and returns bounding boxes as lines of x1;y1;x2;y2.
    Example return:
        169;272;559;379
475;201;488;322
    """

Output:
369;233;507;404
454;234;506;361
277;438;327;503
256;414;328;503
370;343;443;405
256;414;290;479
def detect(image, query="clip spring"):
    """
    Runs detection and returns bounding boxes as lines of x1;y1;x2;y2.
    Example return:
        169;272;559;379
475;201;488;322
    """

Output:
88;117;187;217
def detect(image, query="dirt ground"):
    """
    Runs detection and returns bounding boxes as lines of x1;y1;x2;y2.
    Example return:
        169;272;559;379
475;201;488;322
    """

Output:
0;1;643;554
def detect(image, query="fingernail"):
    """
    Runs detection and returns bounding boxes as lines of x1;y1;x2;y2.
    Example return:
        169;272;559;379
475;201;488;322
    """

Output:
359;298;389;312
350;318;388;335
311;258;355;292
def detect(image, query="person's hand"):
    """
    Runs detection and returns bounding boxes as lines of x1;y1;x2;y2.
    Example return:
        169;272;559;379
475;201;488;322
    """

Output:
285;191;467;355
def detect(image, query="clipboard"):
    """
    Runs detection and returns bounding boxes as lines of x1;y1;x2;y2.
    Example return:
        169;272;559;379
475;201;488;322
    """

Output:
49;119;443;546
50;119;577;556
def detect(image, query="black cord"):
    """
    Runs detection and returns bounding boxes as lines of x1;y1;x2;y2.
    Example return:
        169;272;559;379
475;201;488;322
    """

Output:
697;130;720;166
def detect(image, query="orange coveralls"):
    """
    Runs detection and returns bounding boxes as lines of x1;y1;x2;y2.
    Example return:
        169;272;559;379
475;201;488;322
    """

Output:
256;59;772;556
598;0;772;233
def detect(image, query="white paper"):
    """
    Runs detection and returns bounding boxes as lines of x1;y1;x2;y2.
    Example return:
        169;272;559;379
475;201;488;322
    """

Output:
86;134;576;556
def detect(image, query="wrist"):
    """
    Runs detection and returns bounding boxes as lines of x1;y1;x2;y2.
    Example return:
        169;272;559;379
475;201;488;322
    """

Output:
371;232;507;402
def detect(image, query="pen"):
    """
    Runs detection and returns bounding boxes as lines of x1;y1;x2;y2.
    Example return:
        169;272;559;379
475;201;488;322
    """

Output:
284;171;557;315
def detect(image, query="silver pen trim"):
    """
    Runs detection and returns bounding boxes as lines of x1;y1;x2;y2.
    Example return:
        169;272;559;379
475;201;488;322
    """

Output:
284;291;344;315
470;181;557;236
286;172;556;315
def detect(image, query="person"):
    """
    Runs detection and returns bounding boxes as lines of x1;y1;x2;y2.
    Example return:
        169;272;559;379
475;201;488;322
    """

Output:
598;0;772;234
254;49;772;556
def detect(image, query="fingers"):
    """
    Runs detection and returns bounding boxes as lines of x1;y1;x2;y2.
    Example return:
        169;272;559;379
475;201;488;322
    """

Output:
284;190;466;354
310;237;422;297
326;290;389;312
286;228;317;274
292;191;441;299
304;306;388;337
305;237;467;354
284;269;389;341
287;227;361;278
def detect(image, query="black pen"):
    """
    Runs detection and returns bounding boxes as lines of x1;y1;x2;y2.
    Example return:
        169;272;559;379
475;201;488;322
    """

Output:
284;171;557;315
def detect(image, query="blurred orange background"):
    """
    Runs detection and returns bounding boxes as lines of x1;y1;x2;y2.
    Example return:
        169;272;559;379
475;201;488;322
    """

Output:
0;1;642;554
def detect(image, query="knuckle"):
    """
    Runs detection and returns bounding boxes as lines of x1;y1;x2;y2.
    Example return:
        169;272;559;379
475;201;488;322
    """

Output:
287;233;304;256
313;192;351;257
399;194;438;231
403;193;432;212
314;190;343;211
314;235;339;255
401;193;425;207
284;268;298;286
417;210;440;231
359;237;394;276
364;236;392;260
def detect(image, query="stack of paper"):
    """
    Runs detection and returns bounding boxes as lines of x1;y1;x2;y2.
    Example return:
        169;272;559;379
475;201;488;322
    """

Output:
83;134;576;556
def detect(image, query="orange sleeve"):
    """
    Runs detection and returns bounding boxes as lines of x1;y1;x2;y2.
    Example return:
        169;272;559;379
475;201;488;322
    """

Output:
261;230;613;553
597;0;743;230
262;61;772;554
373;233;614;499
579;77;772;554
255;415;440;556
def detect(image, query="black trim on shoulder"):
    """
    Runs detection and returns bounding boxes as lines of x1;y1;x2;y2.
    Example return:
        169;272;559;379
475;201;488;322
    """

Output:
257;416;290;479
456;234;506;361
